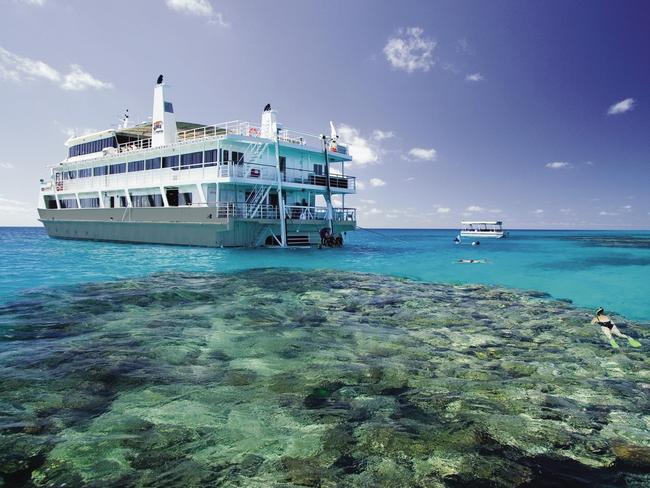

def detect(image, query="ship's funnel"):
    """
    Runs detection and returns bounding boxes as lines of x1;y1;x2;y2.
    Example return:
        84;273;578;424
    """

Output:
260;103;278;139
151;75;177;147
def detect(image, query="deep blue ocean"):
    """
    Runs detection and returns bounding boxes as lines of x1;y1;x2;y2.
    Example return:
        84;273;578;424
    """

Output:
1;227;648;322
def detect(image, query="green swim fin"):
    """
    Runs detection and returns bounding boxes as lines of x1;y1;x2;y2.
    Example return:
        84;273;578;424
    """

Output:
609;338;620;349
627;337;641;348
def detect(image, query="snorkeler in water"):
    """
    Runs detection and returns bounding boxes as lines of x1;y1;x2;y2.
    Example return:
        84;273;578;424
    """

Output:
591;307;641;349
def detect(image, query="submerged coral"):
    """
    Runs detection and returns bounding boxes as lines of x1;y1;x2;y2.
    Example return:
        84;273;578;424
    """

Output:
0;269;648;487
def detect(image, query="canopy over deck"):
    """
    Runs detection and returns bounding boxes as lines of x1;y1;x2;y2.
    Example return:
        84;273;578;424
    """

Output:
461;221;502;226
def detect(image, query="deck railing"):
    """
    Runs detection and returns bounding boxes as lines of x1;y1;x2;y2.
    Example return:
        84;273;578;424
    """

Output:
113;121;349;156
51;162;355;193
215;203;355;222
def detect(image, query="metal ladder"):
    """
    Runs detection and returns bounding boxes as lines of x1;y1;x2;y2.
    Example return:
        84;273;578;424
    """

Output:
242;141;268;165
245;184;271;218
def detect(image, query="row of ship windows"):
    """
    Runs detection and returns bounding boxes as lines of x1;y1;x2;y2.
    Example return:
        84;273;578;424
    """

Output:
56;193;192;209
57;150;244;180
68;137;117;157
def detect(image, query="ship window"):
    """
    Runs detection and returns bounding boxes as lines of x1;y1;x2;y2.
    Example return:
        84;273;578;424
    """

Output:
109;163;126;174
232;151;244;164
130;193;164;207
79;197;100;208
180;152;202;169
179;192;193;206
313;164;323;175
59;198;78;209
93;165;108;176
128;160;145;172
119;196;128;207
44;195;58;209
63;170;77;180
280;156;286;172
145;157;161;170
164;101;174;113
222;150;229;162
162;155;179;169
78;168;92;178
68;136;117;158
204;149;218;167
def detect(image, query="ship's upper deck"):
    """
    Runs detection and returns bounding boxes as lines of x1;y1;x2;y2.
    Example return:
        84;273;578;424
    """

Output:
62;120;350;167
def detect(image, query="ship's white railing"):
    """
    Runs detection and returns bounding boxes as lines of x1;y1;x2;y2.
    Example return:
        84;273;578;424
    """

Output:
200;203;355;221
50;162;355;193
284;205;356;221
114;120;348;155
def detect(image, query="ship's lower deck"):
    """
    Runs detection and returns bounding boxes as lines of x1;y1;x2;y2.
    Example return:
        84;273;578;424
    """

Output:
38;208;355;247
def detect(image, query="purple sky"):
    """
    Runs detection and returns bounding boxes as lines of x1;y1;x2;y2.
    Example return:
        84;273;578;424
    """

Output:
1;0;648;228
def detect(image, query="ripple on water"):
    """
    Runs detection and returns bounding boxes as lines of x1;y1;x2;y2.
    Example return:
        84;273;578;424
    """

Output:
0;269;649;487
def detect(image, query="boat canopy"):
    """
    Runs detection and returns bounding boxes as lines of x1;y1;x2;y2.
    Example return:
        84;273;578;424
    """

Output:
461;221;502;226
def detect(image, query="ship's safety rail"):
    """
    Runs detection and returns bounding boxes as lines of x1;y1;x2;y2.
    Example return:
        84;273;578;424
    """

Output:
50;162;355;192
116;121;348;155
207;203;355;222
219;162;356;190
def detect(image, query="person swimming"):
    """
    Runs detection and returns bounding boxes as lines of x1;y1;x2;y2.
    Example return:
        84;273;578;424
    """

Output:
457;259;486;264
591;307;641;349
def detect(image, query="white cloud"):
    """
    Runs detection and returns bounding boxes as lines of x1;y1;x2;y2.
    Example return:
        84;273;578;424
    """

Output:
598;211;618;216
0;46;60;83
372;129;394;141
355;181;366;191
465;205;501;214
533;209;544;214
367;208;383;215
0;196;32;213
405;177;415;182
383;27;436;73
0;162;14;169
407;147;437;162
607;98;635;115
360;199;376;204
61;64;112;91
17;0;46;5
369;178;387;187
560;208;572;214
465;72;484;82
0;47;111;91
621;205;632;211
545;161;570;169
62;127;98;139
166;0;229;26
337;124;379;166
166;0;212;16
436;207;451;214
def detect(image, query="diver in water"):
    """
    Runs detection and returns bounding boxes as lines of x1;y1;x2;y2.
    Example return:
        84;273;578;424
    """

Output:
591;307;641;349
319;227;331;248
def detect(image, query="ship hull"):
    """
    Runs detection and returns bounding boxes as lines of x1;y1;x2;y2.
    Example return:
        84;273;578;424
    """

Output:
38;208;355;247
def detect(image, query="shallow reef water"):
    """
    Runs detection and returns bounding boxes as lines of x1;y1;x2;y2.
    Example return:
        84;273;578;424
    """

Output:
0;269;649;487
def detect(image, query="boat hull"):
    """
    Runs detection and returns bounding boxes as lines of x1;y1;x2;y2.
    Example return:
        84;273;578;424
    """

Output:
38;208;355;247
459;231;505;239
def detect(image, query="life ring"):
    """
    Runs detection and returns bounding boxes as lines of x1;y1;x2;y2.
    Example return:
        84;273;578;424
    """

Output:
248;127;260;137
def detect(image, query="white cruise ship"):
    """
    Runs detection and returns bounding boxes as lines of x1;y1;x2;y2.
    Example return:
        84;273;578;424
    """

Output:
37;76;356;247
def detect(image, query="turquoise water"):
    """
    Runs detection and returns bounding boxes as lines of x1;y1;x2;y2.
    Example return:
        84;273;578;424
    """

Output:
2;228;650;486
1;227;649;321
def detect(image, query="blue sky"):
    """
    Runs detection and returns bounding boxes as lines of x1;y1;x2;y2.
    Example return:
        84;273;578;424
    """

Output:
0;0;648;228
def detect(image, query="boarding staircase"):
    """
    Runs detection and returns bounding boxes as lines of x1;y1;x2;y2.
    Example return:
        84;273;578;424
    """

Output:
239;141;268;168
286;234;311;247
